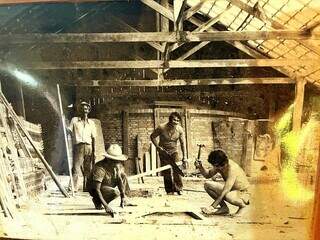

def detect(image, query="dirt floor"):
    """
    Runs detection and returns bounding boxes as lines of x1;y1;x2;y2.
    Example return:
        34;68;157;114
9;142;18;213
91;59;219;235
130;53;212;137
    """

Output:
0;176;314;240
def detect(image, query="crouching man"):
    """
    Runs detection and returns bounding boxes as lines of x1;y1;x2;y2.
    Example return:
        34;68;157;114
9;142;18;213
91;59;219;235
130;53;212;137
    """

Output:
195;149;250;216
87;144;134;217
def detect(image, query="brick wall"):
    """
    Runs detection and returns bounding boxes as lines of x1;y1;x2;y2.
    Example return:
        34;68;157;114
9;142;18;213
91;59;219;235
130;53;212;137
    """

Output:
96;105;255;175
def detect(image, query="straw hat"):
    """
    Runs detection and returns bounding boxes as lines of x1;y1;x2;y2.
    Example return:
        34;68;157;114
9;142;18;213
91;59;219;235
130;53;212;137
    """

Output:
79;101;91;111
104;144;128;161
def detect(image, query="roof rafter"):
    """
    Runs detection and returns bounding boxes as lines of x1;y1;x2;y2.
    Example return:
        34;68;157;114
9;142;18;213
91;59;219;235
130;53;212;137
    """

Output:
1;30;318;44
14;59;317;69
66;77;294;87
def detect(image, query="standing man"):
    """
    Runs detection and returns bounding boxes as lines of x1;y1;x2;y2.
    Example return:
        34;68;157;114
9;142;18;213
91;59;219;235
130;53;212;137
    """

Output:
195;149;250;216
87;144;134;217
68;101;96;192
150;112;187;195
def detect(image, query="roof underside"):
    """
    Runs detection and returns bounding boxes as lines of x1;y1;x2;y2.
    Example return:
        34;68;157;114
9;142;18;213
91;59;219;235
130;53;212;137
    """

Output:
187;0;320;85
0;0;319;87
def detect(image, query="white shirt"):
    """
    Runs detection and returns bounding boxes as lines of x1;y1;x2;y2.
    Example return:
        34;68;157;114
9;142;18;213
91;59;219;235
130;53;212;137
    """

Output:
68;117;96;145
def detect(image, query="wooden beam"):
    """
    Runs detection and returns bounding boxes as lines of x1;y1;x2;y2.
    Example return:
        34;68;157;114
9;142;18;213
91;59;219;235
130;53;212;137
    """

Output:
108;14;164;52
20;59;317;69
184;1;205;20
0;0;107;4
313;144;320;240
1;30;318;44
292;78;306;132
173;0;186;30
122;110;129;155
141;0;174;21
187;14;299;81
64;77;294;87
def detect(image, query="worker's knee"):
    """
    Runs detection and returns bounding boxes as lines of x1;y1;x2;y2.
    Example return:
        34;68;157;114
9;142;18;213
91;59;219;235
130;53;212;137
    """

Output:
204;181;212;191
204;181;220;192
113;188;120;197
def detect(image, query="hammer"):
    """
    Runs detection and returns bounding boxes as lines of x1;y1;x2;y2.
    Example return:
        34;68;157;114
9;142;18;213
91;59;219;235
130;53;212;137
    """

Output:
195;144;205;169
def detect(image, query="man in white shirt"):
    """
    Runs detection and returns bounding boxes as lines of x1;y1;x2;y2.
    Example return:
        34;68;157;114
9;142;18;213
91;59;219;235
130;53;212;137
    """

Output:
68;101;96;192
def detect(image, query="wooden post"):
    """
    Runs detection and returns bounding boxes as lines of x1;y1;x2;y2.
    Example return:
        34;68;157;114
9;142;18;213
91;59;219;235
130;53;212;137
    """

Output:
292;78;306;132
267;90;275;132
184;108;190;159
57;84;74;196
18;83;26;119
122;110;129;155
312;139;320;240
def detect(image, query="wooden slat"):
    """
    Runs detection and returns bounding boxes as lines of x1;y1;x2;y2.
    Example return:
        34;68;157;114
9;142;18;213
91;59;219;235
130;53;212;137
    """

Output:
141;0;174;21
109;14;164;52
187;13;300;81
0;30;318;44
292;79;306;132
151;144;157;176
20;59;317;69
173;0;186;30
184;1;205;20
67;77;295;87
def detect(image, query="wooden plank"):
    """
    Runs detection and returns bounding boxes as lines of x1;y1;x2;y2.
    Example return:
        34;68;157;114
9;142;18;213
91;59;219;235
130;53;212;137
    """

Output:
173;0;186;30
186;12;303;81
141;0;174;21
144;151;151;175
128;159;188;180
108;14;164;52
21;59;316;70
184;1;205;20
151;144;157;176
0;92;69;198
122;110;129;155
312;142;320;240
1;30;318;44
65;77;295;86
292;79;306;132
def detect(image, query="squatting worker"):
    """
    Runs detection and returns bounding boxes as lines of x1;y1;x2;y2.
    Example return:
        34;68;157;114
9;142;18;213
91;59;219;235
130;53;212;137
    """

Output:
195;149;250;216
87;144;134;217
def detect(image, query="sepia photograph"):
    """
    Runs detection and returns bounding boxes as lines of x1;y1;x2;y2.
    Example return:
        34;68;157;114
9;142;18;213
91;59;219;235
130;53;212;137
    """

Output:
0;0;319;239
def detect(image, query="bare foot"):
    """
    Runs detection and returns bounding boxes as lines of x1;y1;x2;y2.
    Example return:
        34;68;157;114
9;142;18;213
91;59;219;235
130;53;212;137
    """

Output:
201;206;229;215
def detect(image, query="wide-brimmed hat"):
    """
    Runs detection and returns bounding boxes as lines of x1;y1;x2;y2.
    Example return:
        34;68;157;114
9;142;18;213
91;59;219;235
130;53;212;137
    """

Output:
104;144;128;161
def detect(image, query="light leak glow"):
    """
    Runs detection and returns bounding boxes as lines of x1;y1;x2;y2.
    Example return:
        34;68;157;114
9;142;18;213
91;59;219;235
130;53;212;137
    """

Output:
275;105;316;202
12;68;38;87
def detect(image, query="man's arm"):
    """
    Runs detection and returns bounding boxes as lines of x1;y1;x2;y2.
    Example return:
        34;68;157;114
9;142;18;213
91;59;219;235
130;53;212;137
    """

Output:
212;170;236;208
150;127;165;153
178;128;187;162
197;163;217;179
114;165;126;207
93;181;115;216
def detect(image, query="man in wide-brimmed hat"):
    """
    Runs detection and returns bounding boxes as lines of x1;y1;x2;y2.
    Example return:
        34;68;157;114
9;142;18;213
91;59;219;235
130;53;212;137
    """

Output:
68;101;96;192
87;144;134;217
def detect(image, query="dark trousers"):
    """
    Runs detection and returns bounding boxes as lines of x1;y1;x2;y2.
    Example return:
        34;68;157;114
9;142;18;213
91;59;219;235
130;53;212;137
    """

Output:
159;152;183;193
